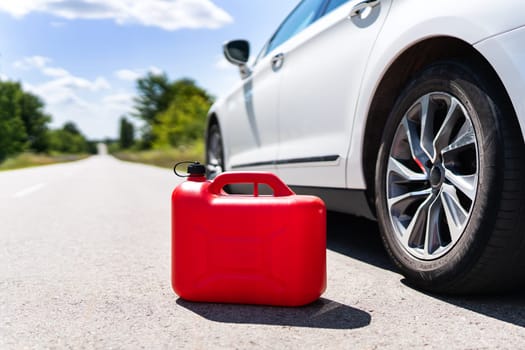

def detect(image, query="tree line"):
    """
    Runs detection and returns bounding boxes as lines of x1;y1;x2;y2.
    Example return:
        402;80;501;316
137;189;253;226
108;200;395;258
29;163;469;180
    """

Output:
118;72;213;150
1;71;213;162
0;80;94;162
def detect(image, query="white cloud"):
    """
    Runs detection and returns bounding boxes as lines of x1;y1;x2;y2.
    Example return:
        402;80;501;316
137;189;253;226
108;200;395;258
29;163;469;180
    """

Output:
148;66;163;75
103;92;134;107
28;75;110;102
92;77;111;91
114;66;164;81
13;55;51;70
42;66;70;78
115;69;141;82
44;96;129;140
28;75;110;104
16;55;109;88
0;73;8;81
11;54;135;139
26;80;88;107
26;82;132;139
17;55;110;109
12;54;137;138
0;1;41;18
0;0;233;31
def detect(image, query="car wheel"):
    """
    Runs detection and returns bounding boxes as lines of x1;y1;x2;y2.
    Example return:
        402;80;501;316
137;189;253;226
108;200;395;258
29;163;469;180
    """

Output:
206;123;225;180
375;61;525;293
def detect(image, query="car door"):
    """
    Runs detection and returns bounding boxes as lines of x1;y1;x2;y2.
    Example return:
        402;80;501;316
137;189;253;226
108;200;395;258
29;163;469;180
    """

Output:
222;51;280;172
275;0;392;188
225;0;328;172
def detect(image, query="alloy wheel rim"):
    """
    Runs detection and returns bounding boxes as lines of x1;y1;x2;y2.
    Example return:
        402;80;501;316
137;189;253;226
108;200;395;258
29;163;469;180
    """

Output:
386;92;479;260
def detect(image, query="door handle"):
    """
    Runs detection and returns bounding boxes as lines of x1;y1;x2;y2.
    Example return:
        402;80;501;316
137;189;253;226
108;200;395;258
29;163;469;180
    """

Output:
350;0;380;17
271;53;285;71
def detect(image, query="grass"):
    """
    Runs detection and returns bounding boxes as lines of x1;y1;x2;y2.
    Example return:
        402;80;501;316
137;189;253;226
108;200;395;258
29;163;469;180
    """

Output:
0;152;91;171
112;143;205;169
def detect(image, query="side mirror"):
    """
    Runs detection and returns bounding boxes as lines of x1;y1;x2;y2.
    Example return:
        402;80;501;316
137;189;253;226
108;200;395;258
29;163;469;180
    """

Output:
223;39;251;79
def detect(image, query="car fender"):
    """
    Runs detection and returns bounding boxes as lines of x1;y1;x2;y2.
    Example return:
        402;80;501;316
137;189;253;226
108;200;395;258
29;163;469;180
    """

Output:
346;0;525;189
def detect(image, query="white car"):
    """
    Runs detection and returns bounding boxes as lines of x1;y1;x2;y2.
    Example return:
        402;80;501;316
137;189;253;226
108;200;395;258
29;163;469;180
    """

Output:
205;0;525;293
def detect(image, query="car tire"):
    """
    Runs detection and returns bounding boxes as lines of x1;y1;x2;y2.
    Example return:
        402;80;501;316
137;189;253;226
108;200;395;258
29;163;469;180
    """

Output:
206;123;225;180
375;60;525;293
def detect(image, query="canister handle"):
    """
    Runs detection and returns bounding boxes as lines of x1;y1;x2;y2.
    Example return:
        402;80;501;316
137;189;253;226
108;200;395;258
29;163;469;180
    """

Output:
208;172;295;197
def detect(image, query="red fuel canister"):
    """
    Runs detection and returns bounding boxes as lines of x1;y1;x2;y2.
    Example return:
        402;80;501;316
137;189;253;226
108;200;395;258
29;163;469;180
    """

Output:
171;162;326;306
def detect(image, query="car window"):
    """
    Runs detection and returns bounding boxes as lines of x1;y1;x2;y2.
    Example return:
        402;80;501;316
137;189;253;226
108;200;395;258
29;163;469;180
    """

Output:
266;0;327;55
324;0;350;14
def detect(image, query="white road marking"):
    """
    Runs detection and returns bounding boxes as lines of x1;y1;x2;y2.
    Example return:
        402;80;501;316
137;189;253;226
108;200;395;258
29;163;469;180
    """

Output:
12;183;46;198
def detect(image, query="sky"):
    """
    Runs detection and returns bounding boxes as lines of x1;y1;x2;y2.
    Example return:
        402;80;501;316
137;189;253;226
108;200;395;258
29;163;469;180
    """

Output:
0;0;298;140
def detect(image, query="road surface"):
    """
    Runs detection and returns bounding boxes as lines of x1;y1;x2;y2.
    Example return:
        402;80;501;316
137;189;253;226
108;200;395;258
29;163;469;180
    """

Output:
1;155;524;349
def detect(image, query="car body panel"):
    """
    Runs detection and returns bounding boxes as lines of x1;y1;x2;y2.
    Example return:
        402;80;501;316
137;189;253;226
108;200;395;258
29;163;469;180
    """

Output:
218;52;280;173
345;0;525;189
276;0;392;188
474;26;525;141
209;0;525;195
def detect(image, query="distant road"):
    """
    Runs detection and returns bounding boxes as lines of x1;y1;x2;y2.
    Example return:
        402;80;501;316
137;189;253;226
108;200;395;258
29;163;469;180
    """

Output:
1;156;524;348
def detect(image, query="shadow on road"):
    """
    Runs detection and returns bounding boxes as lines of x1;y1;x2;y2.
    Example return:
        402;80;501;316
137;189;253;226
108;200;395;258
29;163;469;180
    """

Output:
326;211;395;271
327;211;525;328
177;297;371;330
411;285;525;328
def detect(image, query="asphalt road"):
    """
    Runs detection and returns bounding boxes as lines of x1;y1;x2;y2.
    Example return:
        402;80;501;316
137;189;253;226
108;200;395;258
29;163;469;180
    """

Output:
1;155;524;349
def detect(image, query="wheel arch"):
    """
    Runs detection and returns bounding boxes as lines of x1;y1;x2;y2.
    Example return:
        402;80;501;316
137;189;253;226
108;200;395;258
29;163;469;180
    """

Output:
205;112;219;136
205;112;229;172
361;35;517;215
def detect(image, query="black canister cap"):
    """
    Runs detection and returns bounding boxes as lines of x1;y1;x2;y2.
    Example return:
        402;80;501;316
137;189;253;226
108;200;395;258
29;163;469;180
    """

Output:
174;161;206;177
187;162;206;176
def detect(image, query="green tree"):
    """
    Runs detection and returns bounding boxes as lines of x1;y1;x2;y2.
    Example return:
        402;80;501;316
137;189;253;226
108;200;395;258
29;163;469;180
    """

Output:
119;116;135;149
19;91;51;152
131;72;213;149
63;121;82;135
171;78;211;102
47;121;89;154
133;72;173;124
0;79;93;160
133;72;173;147
152;93;211;148
0;81;28;161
